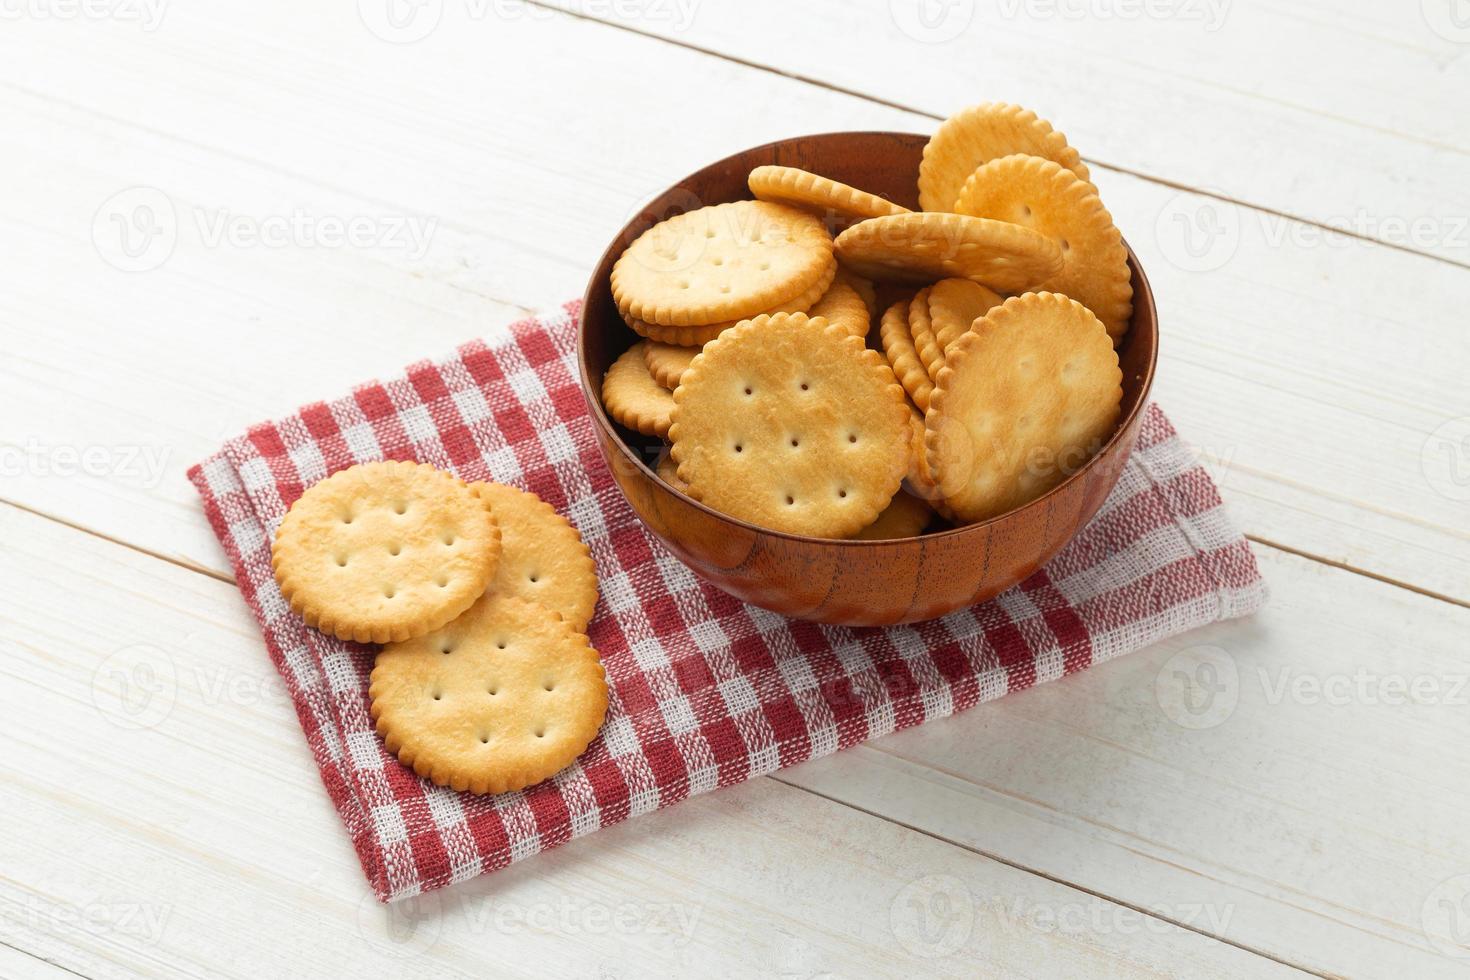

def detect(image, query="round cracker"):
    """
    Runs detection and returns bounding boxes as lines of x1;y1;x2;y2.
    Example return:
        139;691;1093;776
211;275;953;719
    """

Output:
926;292;1122;523
370;594;607;795
955;154;1133;341
809;274;872;338
471;482;598;632
837;268;878;319
748;165;910;222
271;461;501;645
834;212;1062;292
611;200;834;327
602;343;676;438
851;490;933;540
928;277;1006;351
643;341;701;390
669;312;909;538
879;298;934;411
908;287;945;382
918;102;1091;213
654;447;690;493
623;259;835;345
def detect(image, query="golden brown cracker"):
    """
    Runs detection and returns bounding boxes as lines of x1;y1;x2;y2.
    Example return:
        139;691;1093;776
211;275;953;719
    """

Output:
834;212;1062;292
623;259;835;345
370;594;607;795
908;287;945;382
642;341;701;390
602;343;676;438
928;277;1006;351
748;165;910;222
918;102;1090;213
879;298;934;411
926;292;1122;523
471;482;598;632
851;490;932;540
955;154;1132;341
272;461;500;644
611;200;834;327
809;274;872;338
669;312;909;538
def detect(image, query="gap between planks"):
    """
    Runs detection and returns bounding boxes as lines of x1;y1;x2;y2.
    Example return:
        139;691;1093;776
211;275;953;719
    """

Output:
3;496;1320;978
767;774;1325;978
523;0;1470;273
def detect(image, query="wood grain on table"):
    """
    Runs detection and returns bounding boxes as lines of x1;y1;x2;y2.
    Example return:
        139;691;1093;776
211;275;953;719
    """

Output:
1;2;1466;977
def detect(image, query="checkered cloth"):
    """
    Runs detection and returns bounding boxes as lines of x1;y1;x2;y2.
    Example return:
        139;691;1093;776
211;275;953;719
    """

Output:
188;302;1267;903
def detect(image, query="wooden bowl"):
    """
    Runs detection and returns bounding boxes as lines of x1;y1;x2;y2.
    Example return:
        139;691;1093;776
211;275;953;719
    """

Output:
579;131;1157;626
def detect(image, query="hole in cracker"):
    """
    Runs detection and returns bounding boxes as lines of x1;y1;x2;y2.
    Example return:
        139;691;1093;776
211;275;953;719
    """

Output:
719;285;731;294
496;637;508;650
436;576;449;588
1061;239;1071;252
838;489;847;499
535;727;546;738
440;642;454;655
799;381;809;391
743;386;752;396
432;689;443;701
758;262;769;271
384;587;396;599
528;573;540;583
342;514;354;525
1021;205;1033;220
488;685;498;695
335;555;349;567
847;433;858;444
790;437;800;448
394;501;407;515
480;733;490;744
734;444;743;453
388;543;401;556
785;495;795;506
442;533;456;546
544;681;555;691
712;257;723;266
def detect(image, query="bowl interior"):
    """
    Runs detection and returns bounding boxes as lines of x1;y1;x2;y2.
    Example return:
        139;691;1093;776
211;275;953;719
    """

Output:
579;131;1157;544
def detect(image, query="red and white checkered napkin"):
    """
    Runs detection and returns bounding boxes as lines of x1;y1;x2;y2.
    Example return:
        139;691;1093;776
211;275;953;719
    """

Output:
188;302;1266;902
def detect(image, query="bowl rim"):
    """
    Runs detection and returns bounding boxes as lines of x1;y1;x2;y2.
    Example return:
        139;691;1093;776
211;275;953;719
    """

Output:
578;129;1159;547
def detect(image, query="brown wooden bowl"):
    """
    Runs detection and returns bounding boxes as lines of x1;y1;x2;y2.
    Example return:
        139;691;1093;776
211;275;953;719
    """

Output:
579;131;1158;626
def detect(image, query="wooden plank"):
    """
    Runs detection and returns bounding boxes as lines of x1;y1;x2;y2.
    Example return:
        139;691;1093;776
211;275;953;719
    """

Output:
0;504;1295;979
536;0;1470;266
0;6;1464;598
780;543;1470;977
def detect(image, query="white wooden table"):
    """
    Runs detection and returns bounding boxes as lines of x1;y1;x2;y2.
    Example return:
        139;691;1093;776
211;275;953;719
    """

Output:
3;2;1468;976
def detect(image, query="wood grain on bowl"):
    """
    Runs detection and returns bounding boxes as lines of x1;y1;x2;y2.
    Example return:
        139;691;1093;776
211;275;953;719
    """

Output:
580;132;1158;626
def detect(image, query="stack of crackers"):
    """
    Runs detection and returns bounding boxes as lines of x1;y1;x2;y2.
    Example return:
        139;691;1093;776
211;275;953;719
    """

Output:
271;462;605;795
602;103;1127;539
